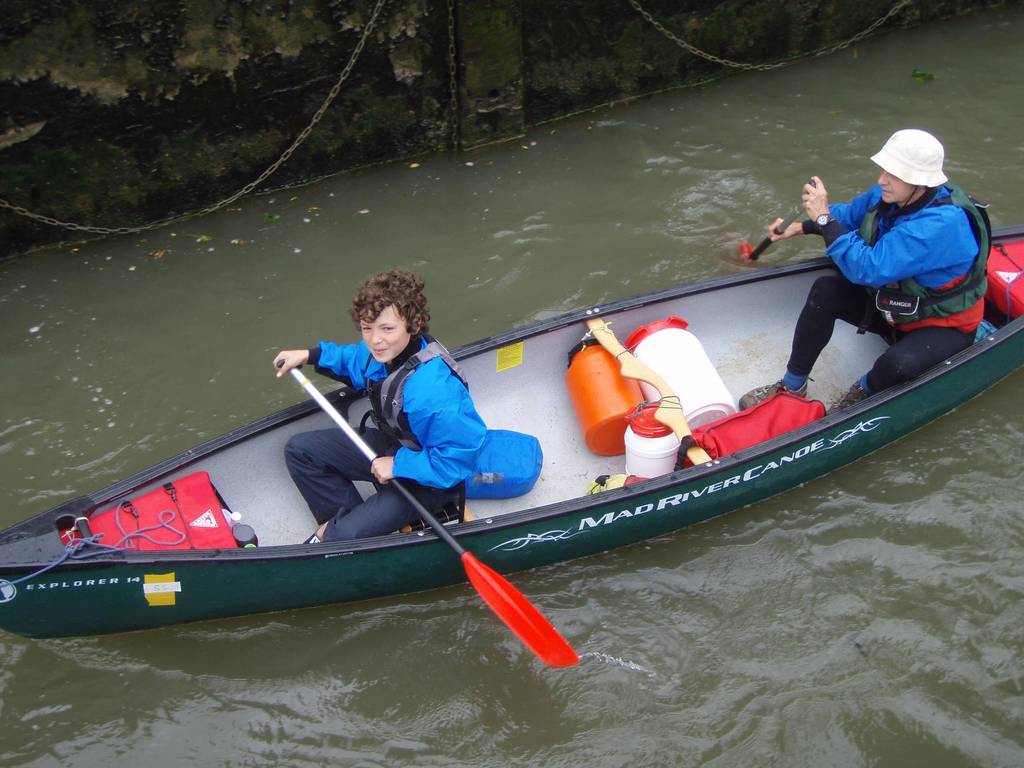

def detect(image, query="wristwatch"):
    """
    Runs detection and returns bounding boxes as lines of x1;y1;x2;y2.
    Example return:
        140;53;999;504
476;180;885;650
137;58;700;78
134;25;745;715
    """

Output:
816;213;834;227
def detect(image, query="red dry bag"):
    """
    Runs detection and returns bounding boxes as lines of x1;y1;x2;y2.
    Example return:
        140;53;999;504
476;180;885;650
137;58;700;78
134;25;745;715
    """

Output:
678;391;825;467
986;241;1024;320
88;471;237;550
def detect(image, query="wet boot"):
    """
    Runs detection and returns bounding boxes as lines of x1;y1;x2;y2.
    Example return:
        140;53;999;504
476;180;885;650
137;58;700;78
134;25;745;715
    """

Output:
829;382;869;412
738;379;807;410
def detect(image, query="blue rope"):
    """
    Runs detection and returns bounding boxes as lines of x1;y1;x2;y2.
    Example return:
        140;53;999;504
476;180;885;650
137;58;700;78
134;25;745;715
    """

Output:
8;510;187;587
112;506;187;550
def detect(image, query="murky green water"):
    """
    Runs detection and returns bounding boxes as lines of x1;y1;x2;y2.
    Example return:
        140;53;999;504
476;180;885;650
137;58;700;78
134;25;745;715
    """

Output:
2;8;1024;767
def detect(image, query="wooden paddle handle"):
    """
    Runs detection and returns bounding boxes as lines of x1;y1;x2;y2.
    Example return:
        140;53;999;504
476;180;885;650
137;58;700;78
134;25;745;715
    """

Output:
586;318;712;465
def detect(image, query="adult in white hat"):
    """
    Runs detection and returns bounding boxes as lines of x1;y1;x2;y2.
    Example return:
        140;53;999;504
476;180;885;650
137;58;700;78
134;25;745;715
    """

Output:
740;128;990;412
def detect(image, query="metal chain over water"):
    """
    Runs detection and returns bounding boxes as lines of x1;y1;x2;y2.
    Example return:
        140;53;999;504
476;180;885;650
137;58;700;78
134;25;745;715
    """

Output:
626;0;912;71
446;0;460;150
0;0;388;236
4;0;911;237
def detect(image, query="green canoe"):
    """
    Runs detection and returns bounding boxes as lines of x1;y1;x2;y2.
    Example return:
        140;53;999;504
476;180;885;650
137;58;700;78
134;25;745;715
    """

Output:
2;225;1022;639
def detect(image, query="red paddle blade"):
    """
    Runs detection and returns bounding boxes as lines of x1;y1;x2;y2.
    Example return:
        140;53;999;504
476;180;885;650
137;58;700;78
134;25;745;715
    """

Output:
738;240;754;259
461;551;579;668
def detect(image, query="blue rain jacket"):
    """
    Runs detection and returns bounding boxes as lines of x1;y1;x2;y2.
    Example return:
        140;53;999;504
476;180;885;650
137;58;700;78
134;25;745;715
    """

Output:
314;338;486;489
827;184;978;289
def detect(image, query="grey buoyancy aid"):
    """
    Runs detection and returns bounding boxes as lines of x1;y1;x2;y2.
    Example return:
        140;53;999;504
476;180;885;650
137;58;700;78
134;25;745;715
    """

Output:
859;182;991;325
367;338;468;450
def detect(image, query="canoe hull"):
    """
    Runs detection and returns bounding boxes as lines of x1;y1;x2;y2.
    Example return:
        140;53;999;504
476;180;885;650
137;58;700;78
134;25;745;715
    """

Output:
2;231;1023;639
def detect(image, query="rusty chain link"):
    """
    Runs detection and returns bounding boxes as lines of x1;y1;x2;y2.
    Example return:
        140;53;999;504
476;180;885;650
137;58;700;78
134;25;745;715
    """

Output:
627;0;912;71
0;0;388;236
446;0;460;150
4;0;912;238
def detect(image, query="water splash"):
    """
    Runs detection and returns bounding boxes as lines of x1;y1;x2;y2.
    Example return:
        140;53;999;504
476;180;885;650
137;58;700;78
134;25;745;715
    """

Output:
579;651;656;677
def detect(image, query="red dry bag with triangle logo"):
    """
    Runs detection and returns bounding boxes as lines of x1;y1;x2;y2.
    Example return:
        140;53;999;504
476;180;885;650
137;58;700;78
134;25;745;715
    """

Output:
986;240;1024;320
88;471;238;550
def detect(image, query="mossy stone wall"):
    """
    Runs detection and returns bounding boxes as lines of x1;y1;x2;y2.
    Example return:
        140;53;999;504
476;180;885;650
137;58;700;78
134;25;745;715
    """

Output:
1;0;1017;256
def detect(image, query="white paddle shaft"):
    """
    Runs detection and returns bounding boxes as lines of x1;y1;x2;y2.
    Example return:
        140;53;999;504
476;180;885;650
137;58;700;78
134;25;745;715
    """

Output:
289;368;378;463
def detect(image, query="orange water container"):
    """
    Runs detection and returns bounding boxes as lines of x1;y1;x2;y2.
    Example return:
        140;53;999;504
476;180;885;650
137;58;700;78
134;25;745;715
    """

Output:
565;339;644;455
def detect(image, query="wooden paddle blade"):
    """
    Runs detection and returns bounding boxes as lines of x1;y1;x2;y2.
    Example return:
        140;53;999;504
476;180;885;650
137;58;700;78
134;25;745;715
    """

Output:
461;551;579;668
587;318;672;395
653;400;713;465
587;316;712;465
586;317;626;355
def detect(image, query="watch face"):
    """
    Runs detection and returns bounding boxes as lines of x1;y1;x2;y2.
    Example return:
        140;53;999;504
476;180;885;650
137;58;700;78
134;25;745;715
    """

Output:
816;214;831;226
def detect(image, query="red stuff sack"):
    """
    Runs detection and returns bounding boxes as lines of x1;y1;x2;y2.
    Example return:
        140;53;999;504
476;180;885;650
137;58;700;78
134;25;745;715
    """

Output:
679;391;825;467
89;471;237;551
167;471;237;549
986;241;1024;320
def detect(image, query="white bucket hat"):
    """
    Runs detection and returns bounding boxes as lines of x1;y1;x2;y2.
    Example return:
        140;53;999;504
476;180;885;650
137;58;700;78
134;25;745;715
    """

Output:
870;129;948;187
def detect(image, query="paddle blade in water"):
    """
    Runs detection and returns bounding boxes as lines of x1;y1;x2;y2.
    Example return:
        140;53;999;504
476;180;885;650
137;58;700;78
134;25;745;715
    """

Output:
461;551;579;668
738;240;754;259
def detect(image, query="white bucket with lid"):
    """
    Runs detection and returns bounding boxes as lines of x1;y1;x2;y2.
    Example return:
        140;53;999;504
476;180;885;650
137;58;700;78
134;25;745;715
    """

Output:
625;316;736;428
624;403;679;478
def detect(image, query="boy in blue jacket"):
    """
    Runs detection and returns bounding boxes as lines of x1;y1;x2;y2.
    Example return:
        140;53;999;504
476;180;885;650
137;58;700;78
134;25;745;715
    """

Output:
274;269;486;542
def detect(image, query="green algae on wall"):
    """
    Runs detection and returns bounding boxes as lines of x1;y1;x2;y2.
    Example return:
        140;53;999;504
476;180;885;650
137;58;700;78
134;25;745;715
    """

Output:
455;0;525;149
2;0;1020;257
1;0;452;256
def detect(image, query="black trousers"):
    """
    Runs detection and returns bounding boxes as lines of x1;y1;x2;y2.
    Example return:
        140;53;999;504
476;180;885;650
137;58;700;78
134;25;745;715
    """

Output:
788;273;975;392
284;427;459;542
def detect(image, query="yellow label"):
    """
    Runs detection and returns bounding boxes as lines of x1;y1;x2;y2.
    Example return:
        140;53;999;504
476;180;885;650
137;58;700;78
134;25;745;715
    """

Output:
496;342;524;372
143;572;180;607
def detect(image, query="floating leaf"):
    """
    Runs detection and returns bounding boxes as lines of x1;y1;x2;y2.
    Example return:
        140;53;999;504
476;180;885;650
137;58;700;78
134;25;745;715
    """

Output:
911;68;935;84
196;234;213;243
265;213;281;222
150;249;167;259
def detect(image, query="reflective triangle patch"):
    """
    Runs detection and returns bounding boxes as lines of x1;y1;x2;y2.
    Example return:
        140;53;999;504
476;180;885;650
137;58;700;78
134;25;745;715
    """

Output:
189;510;218;528
996;270;1021;284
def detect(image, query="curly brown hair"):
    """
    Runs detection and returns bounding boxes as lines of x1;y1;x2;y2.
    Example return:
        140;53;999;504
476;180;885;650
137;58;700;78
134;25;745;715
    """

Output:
350;268;430;335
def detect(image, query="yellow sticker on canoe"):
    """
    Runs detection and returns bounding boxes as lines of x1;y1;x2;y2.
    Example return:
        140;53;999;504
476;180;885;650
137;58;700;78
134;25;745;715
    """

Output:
496;342;524;372
143;572;180;607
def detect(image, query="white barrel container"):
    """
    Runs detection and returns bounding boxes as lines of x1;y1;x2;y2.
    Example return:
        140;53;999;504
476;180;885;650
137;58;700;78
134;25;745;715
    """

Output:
624;404;679;478
625;316;736;428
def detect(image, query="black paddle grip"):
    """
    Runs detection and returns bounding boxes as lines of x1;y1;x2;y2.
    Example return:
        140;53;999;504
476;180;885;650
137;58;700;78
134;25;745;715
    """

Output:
750;177;817;260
